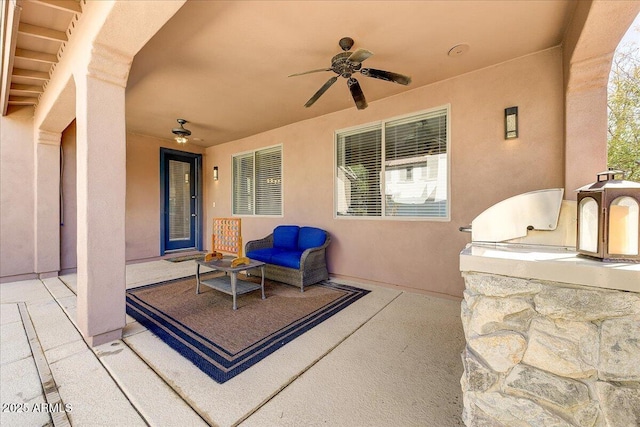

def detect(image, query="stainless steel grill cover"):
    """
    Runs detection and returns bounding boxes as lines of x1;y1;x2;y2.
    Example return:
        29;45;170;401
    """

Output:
470;188;564;243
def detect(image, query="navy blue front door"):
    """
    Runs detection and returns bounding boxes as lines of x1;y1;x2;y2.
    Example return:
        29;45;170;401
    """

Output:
161;150;201;252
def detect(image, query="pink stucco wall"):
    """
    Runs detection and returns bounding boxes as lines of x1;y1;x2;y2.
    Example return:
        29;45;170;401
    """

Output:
0;107;36;279
205;48;565;298
60;121;77;272
125;133;205;261
0;48;567;296
58;126;206;271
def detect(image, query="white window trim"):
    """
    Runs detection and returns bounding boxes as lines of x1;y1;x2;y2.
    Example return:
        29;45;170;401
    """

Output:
333;105;451;221
231;143;284;217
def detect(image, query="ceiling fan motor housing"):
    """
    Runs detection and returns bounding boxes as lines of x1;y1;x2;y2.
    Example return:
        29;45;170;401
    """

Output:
172;118;191;137
331;52;362;78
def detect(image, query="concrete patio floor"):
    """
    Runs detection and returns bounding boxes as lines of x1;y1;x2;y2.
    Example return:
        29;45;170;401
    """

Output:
1;260;465;426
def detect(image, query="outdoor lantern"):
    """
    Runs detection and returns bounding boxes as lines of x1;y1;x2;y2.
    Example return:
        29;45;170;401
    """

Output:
576;170;640;262
504;106;518;139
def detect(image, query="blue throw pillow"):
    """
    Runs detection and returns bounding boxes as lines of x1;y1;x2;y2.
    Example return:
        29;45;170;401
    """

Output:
298;227;326;250
273;225;300;250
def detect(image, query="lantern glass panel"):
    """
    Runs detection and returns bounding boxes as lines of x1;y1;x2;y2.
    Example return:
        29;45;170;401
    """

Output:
608;196;639;256
579;197;599;253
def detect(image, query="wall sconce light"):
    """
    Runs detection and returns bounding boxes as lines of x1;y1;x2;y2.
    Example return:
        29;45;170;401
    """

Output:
576;170;640;262
213;166;218;181
505;106;518;139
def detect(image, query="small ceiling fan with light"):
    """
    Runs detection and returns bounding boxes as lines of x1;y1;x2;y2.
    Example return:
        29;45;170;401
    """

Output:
171;118;191;144
289;37;412;110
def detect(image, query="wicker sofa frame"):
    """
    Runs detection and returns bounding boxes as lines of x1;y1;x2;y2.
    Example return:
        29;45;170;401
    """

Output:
245;230;330;292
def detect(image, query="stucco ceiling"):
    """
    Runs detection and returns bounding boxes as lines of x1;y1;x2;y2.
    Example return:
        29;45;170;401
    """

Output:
126;0;577;147
3;1;578;147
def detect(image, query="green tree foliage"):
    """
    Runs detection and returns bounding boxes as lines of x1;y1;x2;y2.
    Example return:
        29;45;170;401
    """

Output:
608;41;640;182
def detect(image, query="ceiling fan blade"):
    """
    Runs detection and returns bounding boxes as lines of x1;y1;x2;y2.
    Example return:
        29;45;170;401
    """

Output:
347;78;368;110
360;68;412;85
289;68;332;77
347;48;373;64
304;76;339;107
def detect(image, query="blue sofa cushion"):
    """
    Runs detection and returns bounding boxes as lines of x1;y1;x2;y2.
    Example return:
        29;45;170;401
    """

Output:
246;248;281;264
273;225;300;250
298;227;326;251
270;250;304;269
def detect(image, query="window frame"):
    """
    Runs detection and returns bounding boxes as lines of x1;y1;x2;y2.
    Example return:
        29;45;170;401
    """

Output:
333;105;451;221
231;143;284;217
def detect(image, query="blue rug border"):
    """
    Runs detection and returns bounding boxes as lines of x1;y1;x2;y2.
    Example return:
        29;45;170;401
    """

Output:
127;277;363;359
126;278;370;383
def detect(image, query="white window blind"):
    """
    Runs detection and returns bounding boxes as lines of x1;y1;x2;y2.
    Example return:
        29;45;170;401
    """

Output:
255;146;282;215
336;125;382;216
232;145;282;216
232;153;253;215
336;107;449;219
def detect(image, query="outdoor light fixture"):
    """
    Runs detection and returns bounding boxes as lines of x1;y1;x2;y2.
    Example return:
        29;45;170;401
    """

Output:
213;166;218;181
576;170;640;262
172;119;191;144
504;107;518;139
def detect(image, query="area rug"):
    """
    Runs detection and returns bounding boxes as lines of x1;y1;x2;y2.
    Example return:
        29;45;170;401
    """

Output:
164;253;207;263
125;273;369;383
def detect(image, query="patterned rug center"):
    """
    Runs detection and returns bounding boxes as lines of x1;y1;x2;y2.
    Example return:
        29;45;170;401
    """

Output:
126;274;369;383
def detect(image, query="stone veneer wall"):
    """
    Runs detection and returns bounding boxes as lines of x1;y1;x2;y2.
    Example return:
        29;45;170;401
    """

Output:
460;272;640;427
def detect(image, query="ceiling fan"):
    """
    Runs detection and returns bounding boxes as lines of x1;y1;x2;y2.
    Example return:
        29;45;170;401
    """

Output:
289;37;412;110
171;118;191;144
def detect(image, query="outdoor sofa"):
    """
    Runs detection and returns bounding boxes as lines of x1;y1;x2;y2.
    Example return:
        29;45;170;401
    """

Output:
245;225;330;291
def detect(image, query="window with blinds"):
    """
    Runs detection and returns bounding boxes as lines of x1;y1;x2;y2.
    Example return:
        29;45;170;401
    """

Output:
232;145;282;216
335;106;449;219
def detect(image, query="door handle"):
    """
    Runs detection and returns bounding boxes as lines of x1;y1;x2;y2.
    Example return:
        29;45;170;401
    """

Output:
191;213;197;217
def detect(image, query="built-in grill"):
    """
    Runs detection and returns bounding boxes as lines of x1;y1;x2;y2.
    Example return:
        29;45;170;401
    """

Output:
458;188;639;427
460;188;566;245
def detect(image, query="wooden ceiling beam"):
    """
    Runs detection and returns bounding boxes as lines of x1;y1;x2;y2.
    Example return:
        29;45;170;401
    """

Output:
1;0;23;116
12;68;50;81
14;48;57;64
18;22;67;42
10;83;44;95
8;96;39;105
29;0;82;14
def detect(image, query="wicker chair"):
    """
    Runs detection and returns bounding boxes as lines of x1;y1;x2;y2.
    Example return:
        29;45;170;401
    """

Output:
245;226;330;292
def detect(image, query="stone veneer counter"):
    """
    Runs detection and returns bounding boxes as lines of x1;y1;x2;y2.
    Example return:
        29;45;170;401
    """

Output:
459;243;640;427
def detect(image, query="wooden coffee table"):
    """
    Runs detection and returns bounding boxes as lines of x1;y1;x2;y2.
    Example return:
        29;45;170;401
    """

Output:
195;257;266;310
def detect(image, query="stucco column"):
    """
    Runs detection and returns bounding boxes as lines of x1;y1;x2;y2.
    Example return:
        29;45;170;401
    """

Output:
564;54;612;199
34;130;61;278
75;43;131;346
